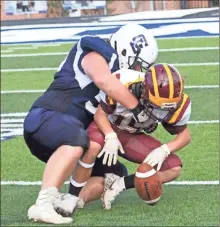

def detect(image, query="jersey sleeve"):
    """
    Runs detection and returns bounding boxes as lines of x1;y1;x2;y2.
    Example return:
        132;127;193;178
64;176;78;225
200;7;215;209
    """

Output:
162;94;191;135
80;36;119;73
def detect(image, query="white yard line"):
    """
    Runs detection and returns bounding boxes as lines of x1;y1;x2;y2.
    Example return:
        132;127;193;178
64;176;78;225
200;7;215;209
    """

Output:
173;62;218;66
184;85;219;88
1;90;45;94
1;50;14;53
157;35;218;40
9;46;39;50
1;180;218;186
159;47;218;52
187;120;219;124
1;63;218;73
1;47;218;57
1;130;23;138
1;115;219;125
1;68;56;72
1;85;218;94
1;52;68;57
1;119;24;123
1;124;24;128
32;43;61;47
1;112;28;117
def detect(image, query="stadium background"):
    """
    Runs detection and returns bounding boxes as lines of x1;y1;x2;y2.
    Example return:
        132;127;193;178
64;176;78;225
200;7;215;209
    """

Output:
1;1;219;226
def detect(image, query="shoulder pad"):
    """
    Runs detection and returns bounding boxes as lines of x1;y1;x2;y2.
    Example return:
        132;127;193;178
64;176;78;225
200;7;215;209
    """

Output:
168;94;190;125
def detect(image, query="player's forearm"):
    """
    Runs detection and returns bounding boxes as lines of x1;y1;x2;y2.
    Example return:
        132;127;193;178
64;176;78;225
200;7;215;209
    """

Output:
165;127;191;153
82;52;138;109
94;106;114;136
98;76;138;109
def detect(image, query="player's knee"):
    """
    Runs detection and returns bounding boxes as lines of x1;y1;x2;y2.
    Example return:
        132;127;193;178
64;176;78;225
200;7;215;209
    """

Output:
170;166;182;179
56;145;83;159
86;141;102;158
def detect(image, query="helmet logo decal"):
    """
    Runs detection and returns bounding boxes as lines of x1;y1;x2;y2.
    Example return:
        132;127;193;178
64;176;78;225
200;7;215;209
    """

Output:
130;34;148;54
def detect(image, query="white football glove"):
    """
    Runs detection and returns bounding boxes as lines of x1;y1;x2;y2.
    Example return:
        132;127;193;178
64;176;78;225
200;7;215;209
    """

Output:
97;132;125;166
143;144;170;171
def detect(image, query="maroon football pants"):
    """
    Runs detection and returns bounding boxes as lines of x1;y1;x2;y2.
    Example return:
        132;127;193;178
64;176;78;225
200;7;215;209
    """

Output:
87;122;182;172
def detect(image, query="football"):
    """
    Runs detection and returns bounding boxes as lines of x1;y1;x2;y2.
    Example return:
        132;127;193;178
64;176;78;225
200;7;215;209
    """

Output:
134;163;162;206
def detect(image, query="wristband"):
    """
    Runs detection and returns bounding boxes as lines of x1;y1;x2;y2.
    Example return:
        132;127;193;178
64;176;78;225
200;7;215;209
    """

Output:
105;132;117;141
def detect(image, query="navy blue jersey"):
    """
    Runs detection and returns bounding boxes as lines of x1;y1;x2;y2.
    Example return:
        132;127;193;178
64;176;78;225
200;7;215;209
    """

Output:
32;36;119;128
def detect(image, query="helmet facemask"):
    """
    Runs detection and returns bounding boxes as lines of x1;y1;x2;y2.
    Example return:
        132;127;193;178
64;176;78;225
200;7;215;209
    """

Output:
128;48;154;72
142;97;181;122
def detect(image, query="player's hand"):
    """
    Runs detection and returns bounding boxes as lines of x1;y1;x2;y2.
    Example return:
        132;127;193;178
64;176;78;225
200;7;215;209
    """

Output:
130;102;149;123
97;132;125;166
143;144;170;171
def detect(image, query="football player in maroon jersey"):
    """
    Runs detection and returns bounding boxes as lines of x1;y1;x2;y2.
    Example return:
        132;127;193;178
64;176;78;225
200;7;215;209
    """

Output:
71;63;191;209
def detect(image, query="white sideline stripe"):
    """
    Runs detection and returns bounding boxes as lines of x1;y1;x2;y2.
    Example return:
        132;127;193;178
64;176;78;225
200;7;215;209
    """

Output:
1;85;218;94
1;47;218;57
1;63;218;72
1;180;219;186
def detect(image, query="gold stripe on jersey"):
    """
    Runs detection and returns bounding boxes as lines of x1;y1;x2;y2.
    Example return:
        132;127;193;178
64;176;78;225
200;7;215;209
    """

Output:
151;66;159;98
163;64;174;99
124;75;143;89
168;94;189;124
107;96;115;105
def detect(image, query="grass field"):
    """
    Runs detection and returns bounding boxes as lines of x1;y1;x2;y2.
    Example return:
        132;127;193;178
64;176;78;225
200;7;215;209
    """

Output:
1;37;219;226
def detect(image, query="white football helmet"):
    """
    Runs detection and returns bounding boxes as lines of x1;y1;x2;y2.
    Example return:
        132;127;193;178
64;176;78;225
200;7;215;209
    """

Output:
110;24;158;71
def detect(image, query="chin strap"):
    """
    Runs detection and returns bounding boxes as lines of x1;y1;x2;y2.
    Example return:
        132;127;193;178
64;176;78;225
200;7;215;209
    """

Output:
130;82;142;100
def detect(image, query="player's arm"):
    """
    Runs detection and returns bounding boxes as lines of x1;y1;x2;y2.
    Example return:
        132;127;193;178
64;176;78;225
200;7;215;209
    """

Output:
144;126;191;171
94;105;114;136
144;101;192;170
82;52;146;122
94;104;124;166
165;127;191;153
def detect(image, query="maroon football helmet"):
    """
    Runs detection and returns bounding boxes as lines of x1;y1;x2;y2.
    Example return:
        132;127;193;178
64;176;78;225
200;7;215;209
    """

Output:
141;63;184;121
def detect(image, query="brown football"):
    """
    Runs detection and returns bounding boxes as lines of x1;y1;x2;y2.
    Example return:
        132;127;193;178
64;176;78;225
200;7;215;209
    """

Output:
134;163;162;206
